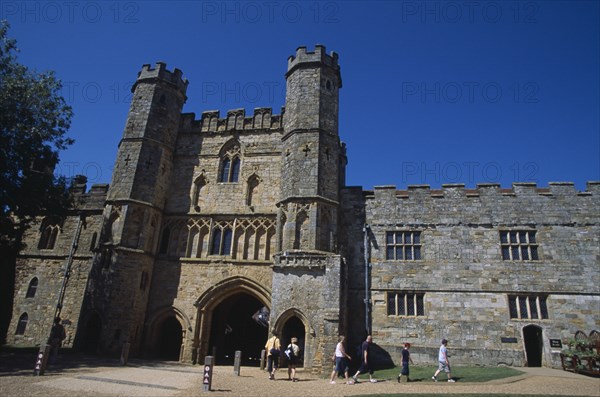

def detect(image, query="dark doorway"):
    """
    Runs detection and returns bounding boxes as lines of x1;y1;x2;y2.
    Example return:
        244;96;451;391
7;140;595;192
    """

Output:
81;312;102;355
523;325;543;367
208;292;267;365
158;317;183;361
282;316;305;367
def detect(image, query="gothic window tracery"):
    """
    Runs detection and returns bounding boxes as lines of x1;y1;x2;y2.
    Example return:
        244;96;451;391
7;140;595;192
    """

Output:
211;226;233;255
186;218;211;258
234;218;275;260
218;141;241;183
38;217;61;250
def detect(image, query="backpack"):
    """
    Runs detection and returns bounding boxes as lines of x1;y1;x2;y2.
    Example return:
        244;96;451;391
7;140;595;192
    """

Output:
284;344;293;360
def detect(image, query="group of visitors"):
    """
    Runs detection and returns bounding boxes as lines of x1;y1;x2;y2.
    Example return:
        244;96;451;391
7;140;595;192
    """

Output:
266;331;455;384
329;335;455;385
264;331;300;381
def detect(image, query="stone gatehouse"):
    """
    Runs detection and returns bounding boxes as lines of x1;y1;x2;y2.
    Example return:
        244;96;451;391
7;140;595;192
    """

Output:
7;45;599;372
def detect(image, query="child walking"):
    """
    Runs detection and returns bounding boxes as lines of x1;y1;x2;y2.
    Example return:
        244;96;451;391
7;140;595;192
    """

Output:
397;343;414;382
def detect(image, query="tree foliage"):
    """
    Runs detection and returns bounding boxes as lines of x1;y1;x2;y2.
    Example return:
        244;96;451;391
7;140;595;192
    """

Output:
0;20;74;250
0;20;75;343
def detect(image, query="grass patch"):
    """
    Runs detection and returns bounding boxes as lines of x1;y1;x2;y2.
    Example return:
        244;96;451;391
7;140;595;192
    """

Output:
353;395;580;397
349;365;524;383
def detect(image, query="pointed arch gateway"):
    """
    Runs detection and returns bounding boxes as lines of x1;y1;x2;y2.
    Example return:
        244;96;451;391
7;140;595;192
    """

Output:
144;306;192;361
272;308;315;369
193;277;271;365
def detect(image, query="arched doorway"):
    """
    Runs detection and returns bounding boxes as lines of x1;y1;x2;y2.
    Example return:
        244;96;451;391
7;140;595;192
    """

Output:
281;316;306;367
523;325;543;367
158;317;183;361
81;312;102;355
208;292;267;365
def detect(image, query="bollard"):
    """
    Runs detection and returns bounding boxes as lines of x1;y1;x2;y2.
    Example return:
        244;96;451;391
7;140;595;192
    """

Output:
233;350;242;376
203;356;214;392
120;342;130;366
34;344;51;376
260;349;266;370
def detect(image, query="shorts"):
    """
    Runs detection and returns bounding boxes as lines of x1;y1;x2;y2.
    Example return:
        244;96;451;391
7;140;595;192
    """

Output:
438;361;450;373
401;362;409;375
334;357;348;373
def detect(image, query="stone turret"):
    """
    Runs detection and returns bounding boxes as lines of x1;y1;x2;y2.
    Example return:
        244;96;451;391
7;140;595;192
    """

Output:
279;45;345;252
81;63;187;356
271;45;347;373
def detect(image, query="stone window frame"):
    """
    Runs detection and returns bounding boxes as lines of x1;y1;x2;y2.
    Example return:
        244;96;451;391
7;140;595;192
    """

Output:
218;141;242;183
25;277;38;298
210;226;233;256
38;216;61;250
508;294;549;320
385;231;422;261
15;313;28;335
500;230;539;261
387;291;425;317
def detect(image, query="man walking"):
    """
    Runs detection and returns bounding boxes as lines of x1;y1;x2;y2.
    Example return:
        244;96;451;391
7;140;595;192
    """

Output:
265;330;281;380
432;339;455;382
352;335;377;383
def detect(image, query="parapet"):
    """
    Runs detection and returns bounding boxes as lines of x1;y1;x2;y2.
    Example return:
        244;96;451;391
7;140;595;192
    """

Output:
286;45;341;82
367;182;599;199
89;184;110;195
133;62;189;94
182;107;284;133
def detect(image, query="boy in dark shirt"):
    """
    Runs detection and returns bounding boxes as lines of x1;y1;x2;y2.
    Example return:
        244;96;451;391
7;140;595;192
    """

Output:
397;343;414;382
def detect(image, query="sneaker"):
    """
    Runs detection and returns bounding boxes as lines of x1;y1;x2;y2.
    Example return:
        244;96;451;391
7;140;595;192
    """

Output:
370;379;377;383
346;381;354;385
432;376;437;382
448;379;456;383
330;380;335;384
352;376;359;383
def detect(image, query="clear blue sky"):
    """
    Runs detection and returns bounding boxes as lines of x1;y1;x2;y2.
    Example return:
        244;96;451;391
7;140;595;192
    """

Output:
3;1;599;190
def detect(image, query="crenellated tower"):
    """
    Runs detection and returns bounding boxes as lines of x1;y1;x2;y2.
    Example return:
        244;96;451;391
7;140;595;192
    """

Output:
81;63;187;355
271;45;347;373
279;45;346;252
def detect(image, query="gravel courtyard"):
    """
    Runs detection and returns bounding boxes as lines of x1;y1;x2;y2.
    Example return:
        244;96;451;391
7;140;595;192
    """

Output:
1;354;599;397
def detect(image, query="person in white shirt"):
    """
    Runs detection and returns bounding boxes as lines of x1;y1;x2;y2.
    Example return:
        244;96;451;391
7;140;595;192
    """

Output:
329;335;353;384
432;339;455;382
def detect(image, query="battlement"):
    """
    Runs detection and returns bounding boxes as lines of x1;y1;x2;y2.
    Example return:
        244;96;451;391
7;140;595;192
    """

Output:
180;107;285;133
366;181;600;200
286;44;341;80
134;62;189;93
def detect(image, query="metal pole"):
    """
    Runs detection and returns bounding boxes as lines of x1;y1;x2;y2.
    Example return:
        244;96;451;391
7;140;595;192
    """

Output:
53;215;84;321
38;215;83;375
363;224;370;334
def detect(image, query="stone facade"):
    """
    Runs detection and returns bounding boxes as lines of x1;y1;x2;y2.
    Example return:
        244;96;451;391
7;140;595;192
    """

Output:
7;46;599;372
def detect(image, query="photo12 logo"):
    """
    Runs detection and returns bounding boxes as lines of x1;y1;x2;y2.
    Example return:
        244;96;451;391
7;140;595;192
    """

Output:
401;81;540;104
200;1;340;24
201;81;285;105
61;81;134;104
401;161;539;184
0;1;140;24
400;1;539;24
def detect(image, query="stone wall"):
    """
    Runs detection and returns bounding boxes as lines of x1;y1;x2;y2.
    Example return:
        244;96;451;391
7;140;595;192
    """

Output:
340;182;600;368
7;182;106;347
271;252;344;373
